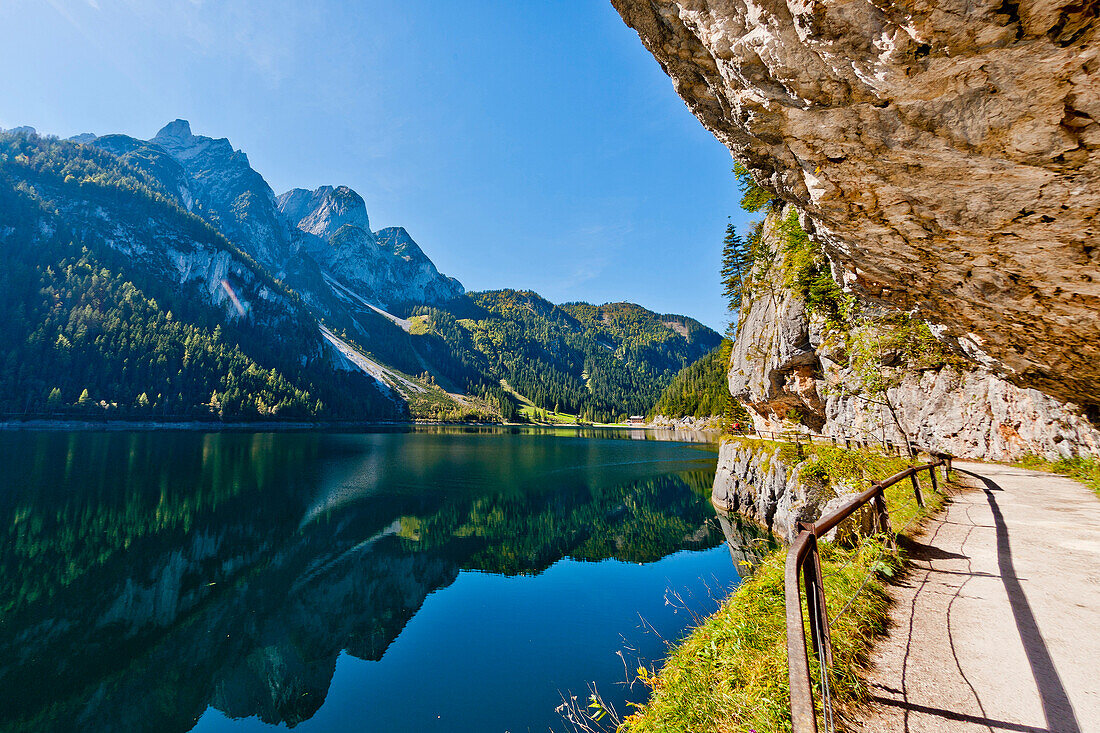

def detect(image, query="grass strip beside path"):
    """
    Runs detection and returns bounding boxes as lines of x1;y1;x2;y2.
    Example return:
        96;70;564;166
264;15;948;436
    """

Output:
620;439;953;733
1016;454;1100;498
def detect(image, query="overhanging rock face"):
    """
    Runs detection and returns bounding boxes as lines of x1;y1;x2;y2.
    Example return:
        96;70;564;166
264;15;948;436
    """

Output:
611;0;1100;409
728;208;1100;462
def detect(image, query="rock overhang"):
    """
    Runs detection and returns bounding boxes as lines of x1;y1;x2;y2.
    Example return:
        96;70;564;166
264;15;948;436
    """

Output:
610;0;1100;409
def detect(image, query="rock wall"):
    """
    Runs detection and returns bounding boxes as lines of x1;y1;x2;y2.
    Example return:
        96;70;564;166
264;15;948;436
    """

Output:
611;0;1100;409
711;439;815;540
711;438;878;540
731;208;1100;461
826;366;1100;461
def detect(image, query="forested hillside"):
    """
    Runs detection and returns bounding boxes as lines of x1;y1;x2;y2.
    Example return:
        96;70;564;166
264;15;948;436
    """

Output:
410;291;721;423
0;132;398;420
0;128;719;424
649;342;736;419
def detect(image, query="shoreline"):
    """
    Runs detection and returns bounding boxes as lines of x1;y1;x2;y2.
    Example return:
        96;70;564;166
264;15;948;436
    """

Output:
0;418;722;434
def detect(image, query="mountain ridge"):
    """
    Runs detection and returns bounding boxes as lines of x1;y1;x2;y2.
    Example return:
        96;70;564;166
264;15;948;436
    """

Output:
0;131;399;421
0;122;719;423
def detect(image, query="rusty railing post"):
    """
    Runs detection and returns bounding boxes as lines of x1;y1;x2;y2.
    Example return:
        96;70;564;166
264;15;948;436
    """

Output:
783;454;950;732
873;483;890;534
786;534;820;733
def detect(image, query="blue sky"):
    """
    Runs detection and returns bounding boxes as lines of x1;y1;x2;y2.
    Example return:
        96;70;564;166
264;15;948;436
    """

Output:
1;0;753;331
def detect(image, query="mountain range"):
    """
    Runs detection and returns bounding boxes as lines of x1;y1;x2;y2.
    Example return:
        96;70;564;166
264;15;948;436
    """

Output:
0;121;720;423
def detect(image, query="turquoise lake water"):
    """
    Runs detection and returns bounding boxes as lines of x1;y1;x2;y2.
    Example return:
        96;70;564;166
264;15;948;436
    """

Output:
0;427;764;732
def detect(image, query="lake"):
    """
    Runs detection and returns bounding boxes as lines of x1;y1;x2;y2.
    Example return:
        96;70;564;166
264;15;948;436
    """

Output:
0;427;766;733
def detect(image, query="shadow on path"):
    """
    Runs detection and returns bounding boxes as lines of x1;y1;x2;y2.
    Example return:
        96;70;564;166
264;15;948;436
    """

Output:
870;696;1051;733
899;535;969;562
959;469;1082;733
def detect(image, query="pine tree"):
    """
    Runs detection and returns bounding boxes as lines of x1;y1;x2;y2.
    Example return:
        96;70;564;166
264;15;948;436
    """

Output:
720;221;753;334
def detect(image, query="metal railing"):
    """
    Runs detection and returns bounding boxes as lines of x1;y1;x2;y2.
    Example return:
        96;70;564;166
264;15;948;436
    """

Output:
785;454;952;732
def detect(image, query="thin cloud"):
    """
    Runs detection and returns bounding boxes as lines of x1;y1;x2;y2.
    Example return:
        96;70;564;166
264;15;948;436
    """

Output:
43;0;80;27
559;259;607;292
119;0;298;88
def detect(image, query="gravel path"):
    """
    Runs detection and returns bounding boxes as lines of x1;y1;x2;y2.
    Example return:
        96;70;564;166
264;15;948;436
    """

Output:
853;462;1100;733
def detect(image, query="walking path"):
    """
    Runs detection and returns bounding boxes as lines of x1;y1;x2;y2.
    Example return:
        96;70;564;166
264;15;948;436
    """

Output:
853;462;1100;733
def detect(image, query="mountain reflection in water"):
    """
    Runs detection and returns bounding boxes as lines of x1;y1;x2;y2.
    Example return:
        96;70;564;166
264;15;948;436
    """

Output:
0;428;768;733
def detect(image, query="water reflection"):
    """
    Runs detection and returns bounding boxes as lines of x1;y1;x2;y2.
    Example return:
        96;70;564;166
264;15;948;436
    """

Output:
0;429;759;733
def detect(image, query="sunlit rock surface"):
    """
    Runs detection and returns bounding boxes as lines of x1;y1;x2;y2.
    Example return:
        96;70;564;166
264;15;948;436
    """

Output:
711;439;816;540
729;209;1100;461
711;438;877;541
611;0;1100;407
278;186;464;309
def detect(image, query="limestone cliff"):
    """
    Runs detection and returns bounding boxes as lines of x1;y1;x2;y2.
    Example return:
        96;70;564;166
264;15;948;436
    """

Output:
277;186;464;309
711;439;882;540
711;439;816;540
731;207;1100;461
611;0;1100;409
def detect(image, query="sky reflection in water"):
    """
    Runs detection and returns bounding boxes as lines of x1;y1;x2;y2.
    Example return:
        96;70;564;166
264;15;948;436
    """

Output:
0;427;768;733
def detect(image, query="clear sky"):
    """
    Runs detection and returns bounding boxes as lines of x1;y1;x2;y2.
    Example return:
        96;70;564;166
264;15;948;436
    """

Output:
0;0;755;332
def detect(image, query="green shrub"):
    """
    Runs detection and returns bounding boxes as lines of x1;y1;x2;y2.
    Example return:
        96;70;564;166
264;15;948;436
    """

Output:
734;161;779;213
778;209;852;330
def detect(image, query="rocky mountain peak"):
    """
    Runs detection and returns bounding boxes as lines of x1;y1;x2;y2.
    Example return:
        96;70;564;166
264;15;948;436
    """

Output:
276;184;462;308
110;120;288;272
272;188;314;227
152;119;237;163
154;119;193;142
277;185;370;240
373;226;422;258
79;120;463;313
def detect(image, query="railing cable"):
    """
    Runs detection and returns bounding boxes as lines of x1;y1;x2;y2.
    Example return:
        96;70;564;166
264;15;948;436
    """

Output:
780;456;950;732
831;479;941;625
815;595;837;733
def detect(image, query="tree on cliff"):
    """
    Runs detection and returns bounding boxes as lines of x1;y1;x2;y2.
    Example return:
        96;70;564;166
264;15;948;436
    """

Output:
733;161;776;213
720;221;756;336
